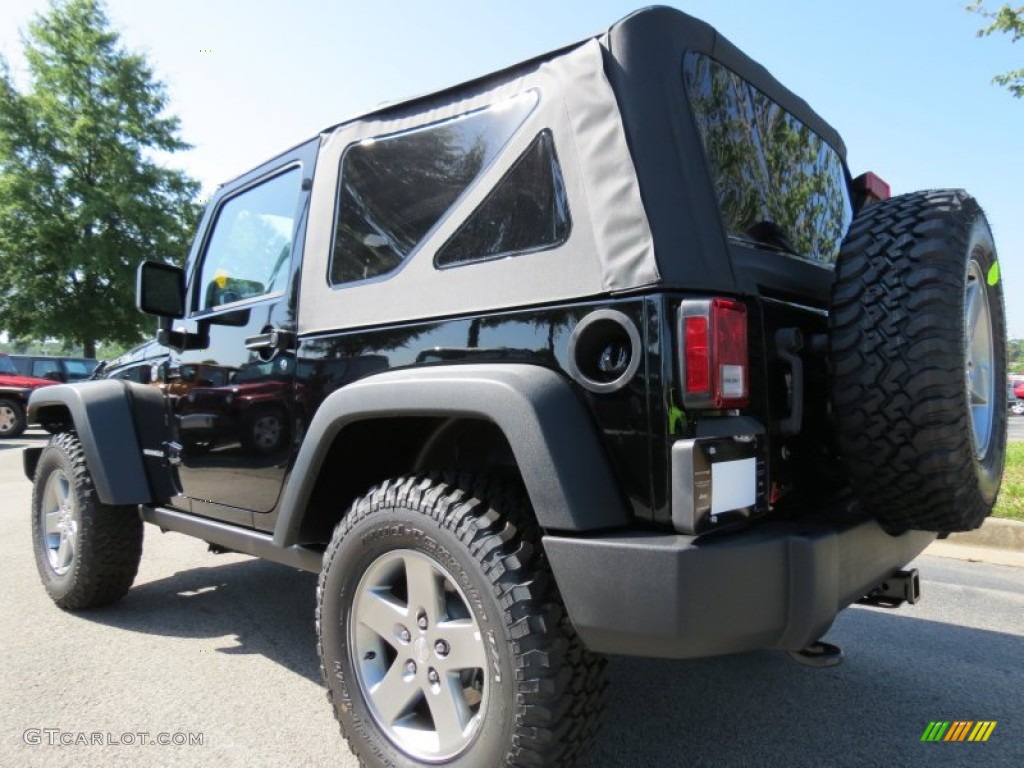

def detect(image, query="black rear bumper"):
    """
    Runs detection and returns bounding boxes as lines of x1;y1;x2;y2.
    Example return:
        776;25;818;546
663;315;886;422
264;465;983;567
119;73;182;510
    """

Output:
544;515;934;658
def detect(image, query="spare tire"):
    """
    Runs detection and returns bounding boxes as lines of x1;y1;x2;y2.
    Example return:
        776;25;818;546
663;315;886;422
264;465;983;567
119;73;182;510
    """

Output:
829;189;1006;534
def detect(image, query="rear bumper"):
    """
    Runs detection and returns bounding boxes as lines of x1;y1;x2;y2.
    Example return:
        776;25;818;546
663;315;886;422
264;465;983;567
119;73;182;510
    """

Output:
544;514;934;658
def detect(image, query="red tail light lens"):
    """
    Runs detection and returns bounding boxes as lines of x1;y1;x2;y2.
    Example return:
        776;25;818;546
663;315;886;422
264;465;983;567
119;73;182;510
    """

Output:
680;298;749;409
684;316;709;394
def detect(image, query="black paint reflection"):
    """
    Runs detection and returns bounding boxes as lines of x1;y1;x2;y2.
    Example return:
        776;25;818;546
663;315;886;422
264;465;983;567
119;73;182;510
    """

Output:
291;300;656;522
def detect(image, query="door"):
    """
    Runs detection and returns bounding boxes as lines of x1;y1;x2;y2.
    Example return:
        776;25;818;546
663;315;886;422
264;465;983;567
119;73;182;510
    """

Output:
169;144;314;525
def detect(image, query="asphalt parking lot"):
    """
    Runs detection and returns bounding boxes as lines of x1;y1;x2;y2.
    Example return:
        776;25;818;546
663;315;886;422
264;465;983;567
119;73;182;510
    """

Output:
2;430;1022;767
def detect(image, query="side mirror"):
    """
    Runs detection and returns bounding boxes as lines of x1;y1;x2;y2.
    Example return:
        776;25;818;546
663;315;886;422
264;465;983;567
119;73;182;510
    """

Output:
137;261;185;318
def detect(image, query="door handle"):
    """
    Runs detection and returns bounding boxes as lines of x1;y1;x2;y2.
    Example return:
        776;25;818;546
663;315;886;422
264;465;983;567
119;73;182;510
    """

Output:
245;328;294;351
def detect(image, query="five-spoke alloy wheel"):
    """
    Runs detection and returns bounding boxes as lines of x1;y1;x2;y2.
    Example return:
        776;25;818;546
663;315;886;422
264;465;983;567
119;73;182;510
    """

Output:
40;467;78;576
31;431;143;610
317;474;606;768
964;259;995;459
351;549;487;761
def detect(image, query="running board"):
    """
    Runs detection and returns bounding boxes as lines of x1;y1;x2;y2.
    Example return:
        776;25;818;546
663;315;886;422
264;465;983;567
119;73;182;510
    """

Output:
140;505;324;573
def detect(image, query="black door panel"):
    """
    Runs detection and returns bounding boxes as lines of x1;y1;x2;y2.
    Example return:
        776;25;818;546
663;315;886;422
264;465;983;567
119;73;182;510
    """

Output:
168;141;316;522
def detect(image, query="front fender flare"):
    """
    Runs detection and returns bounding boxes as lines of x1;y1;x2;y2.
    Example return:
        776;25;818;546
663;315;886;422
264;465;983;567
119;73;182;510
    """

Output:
27;380;156;504
274;364;630;546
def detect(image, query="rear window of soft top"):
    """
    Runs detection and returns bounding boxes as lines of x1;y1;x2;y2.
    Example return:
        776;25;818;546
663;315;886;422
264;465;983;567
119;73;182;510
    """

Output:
684;52;852;267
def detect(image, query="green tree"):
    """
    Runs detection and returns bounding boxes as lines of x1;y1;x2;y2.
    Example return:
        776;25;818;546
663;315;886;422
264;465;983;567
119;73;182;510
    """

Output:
1009;338;1023;373
969;2;1024;97
0;0;200;358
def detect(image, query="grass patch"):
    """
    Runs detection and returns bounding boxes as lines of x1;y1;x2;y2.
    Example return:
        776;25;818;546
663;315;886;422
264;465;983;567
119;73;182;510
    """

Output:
995;442;1024;521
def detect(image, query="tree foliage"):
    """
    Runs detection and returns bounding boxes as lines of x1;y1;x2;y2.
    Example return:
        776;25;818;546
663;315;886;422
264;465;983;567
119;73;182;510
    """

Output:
969;2;1024;97
0;0;200;357
1010;338;1024;373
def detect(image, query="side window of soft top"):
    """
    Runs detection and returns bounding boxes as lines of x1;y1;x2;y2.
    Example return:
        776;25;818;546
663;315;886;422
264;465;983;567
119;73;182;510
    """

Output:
329;92;538;286
435;130;571;268
196;167;303;312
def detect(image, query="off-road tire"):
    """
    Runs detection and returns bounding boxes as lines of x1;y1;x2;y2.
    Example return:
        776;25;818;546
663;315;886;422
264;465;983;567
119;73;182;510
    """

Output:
0;397;27;438
31;431;144;609
830;189;1006;534
316;473;606;768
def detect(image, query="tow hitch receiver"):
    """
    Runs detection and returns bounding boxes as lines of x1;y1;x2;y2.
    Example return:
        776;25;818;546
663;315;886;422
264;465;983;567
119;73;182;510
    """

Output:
858;568;921;609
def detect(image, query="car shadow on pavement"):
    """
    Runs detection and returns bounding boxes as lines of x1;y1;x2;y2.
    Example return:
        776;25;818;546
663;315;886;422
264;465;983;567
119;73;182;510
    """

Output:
85;557;322;685
79;558;1023;766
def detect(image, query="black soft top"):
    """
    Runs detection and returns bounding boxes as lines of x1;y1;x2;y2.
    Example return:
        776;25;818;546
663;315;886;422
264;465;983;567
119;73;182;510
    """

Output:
604;7;848;301
607;6;845;156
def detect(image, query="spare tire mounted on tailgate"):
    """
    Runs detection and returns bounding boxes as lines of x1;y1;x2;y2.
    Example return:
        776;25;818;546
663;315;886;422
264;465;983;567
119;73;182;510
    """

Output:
830;189;1006;534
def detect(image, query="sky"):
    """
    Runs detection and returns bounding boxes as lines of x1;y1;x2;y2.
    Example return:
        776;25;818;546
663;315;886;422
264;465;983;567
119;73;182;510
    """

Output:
1;0;1022;337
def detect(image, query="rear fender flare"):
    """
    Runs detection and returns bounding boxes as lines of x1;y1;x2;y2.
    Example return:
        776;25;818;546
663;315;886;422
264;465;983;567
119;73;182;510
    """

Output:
274;364;630;546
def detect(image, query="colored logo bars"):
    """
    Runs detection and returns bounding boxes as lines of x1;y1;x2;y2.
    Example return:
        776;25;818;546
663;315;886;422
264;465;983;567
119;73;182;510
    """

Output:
921;721;997;742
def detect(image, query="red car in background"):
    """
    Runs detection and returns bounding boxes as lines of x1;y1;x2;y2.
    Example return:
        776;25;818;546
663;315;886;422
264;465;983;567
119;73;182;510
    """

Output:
1009;376;1024;416
0;353;56;438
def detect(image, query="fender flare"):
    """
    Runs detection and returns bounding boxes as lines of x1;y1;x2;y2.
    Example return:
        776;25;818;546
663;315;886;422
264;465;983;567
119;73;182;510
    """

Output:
26;380;160;504
274;364;630;546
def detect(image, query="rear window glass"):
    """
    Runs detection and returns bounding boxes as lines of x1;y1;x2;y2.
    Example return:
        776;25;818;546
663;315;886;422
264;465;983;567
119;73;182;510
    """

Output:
329;91;537;285
684;52;852;266
436;130;570;267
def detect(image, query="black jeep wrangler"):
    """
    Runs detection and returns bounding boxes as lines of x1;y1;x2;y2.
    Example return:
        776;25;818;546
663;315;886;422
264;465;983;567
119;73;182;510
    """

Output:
24;8;1006;767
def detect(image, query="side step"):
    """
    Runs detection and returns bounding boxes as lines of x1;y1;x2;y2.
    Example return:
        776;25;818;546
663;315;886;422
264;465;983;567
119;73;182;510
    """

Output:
857;568;921;609
139;505;324;573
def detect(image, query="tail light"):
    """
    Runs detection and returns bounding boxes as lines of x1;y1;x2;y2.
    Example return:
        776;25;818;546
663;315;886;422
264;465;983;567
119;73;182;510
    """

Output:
851;171;890;208
679;298;748;409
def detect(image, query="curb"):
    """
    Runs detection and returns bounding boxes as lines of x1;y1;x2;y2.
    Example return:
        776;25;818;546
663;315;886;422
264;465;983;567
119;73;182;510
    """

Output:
941;517;1024;551
923;517;1024;567
924;540;1024;568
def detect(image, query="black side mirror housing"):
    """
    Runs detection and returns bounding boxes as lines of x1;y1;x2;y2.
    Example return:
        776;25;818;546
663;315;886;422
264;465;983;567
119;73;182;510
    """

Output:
136;261;185;319
136;260;208;352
